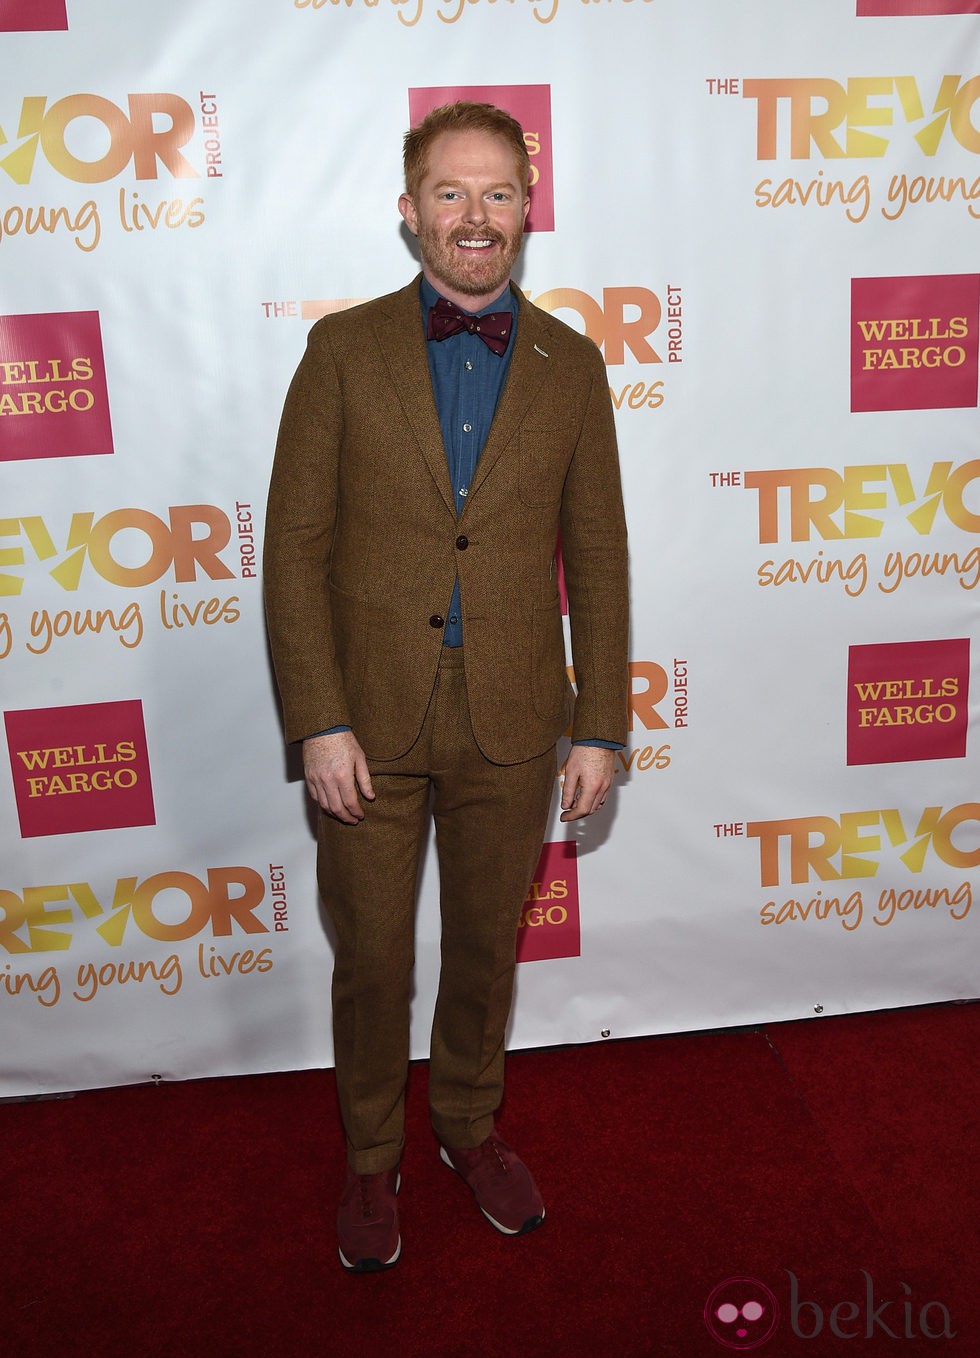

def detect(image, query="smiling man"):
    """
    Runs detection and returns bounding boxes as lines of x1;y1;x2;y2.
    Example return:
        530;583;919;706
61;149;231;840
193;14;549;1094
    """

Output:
264;101;629;1272
398;122;526;308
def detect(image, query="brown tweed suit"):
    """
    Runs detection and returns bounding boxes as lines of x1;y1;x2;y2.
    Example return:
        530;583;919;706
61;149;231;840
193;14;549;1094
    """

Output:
264;276;629;1171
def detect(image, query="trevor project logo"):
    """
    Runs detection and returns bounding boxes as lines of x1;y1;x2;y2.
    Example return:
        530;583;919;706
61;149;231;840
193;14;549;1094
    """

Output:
846;638;970;766
5;699;155;837
851;274;980;413
0;311;113;462
407;84;555;232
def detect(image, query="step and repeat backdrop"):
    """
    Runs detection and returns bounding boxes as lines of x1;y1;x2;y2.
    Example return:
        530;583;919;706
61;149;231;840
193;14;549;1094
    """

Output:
1;0;977;1096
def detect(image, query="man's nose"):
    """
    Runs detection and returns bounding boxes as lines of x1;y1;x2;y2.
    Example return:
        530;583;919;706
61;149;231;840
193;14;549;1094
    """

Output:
462;196;488;224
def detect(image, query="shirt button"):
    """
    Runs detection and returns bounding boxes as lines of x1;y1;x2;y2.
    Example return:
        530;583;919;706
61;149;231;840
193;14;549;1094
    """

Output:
462;422;472;433
456;535;469;550
429;614;444;628
459;486;468;497
449;614;458;625
464;361;473;371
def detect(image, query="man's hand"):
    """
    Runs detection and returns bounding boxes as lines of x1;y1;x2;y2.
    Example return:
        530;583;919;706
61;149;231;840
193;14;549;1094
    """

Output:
559;745;616;822
302;730;376;825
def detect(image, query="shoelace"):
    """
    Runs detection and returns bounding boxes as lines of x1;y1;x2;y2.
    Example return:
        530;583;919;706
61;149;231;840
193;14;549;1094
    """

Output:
480;1139;512;1177
358;1173;383;1219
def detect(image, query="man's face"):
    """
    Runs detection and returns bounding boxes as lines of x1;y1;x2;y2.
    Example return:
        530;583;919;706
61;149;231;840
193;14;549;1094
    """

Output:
399;129;529;311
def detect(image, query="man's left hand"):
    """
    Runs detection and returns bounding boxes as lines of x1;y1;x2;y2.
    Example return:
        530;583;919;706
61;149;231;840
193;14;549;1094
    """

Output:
559;745;616;822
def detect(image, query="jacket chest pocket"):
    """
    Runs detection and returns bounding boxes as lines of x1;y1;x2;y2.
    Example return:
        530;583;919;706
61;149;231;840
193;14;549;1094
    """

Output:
518;426;576;506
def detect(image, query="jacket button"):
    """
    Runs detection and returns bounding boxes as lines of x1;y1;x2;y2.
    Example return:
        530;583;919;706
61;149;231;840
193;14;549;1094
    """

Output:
429;614;445;628
456;535;469;550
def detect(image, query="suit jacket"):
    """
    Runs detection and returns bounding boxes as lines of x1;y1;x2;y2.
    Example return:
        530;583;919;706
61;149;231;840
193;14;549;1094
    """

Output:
264;277;629;765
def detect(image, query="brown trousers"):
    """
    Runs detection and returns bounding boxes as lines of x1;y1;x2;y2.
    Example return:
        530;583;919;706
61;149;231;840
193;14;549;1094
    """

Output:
317;647;556;1175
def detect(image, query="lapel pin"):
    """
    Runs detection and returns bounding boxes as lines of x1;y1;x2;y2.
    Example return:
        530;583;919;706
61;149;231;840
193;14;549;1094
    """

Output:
534;344;549;358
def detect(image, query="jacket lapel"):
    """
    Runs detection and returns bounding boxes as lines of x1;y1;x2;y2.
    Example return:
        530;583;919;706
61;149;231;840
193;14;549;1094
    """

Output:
466;287;552;502
373;278;456;515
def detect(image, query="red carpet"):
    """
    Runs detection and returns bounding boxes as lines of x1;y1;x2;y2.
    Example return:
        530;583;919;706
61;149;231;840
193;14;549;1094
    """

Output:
6;1001;976;1356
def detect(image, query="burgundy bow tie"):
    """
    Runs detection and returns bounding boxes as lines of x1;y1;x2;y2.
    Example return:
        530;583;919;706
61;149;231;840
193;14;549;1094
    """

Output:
426;296;513;356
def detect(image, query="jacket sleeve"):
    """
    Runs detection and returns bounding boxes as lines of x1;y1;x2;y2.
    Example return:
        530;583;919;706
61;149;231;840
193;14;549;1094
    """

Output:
263;322;350;745
559;342;630;747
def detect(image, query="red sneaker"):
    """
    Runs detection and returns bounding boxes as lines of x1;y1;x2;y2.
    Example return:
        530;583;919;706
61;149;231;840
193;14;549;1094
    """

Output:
337;1166;401;1272
440;1132;545;1235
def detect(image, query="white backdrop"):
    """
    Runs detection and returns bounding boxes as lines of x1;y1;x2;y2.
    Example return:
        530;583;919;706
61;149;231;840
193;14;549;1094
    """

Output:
1;0;977;1096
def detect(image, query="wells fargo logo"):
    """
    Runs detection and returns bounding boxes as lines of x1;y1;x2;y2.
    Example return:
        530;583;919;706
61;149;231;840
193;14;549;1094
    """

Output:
0;311;112;462
742;75;980;160
0;93;204;185
847;638;969;765
516;840;579;962
852;274;980;412
5;699;155;838
1;0;68;31
858;1;980;14
408;83;554;231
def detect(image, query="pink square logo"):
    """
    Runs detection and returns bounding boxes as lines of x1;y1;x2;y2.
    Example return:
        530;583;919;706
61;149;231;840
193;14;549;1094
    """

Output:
407;85;554;232
0;0;68;30
5;700;156;837
516;840;580;962
857;1;980;14
846;639;970;765
0;311;113;462
851;275;980;412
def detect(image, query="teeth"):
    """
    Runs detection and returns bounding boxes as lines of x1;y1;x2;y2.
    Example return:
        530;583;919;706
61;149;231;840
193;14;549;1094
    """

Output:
458;239;493;248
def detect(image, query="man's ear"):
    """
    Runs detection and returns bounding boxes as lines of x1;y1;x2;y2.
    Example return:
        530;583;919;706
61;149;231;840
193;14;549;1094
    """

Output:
398;193;418;236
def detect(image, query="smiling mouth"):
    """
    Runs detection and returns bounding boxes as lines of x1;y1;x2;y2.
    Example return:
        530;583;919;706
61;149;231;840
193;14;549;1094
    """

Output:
456;238;495;249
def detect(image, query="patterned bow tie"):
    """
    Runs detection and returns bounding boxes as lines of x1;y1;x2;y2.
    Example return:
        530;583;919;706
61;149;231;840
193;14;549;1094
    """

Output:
426;296;513;356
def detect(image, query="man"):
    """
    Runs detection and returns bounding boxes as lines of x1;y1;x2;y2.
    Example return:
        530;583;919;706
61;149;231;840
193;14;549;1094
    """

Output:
264;101;629;1272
